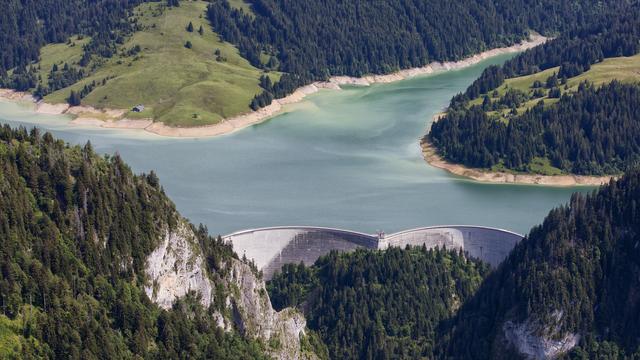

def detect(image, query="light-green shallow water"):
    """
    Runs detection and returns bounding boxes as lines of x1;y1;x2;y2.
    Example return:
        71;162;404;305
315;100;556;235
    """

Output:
0;54;592;236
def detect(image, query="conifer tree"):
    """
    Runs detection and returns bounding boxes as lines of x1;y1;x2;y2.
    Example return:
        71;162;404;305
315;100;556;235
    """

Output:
67;90;81;106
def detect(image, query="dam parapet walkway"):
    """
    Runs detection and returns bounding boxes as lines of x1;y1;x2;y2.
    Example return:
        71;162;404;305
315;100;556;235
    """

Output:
223;225;524;280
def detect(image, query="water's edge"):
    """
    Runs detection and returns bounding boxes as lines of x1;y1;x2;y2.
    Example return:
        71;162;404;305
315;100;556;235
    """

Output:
0;51;588;236
0;35;547;138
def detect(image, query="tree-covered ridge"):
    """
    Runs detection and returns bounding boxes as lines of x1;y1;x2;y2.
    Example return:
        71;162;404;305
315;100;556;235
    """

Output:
426;5;640;176
207;0;628;110
429;81;640;175
438;168;640;359
0;125;267;359
0;0;149;90
453;2;640;105
268;247;490;359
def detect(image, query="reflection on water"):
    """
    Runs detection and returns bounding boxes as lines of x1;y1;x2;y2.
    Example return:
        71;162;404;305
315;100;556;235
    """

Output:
0;54;591;236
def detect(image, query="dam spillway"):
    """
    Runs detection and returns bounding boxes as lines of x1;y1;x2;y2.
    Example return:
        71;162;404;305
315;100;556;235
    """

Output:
223;226;524;279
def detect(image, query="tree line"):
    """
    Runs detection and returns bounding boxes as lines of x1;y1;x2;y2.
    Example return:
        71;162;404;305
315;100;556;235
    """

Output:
0;0;148;92
454;3;640;105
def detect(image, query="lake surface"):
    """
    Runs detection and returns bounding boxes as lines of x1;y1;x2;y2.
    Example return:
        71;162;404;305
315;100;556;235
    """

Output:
0;54;590;236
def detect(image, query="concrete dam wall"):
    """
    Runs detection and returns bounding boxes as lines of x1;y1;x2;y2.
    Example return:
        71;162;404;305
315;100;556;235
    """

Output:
223;226;524;280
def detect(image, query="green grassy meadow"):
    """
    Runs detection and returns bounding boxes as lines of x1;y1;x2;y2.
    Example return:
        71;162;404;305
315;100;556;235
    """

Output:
38;1;276;127
468;53;640;120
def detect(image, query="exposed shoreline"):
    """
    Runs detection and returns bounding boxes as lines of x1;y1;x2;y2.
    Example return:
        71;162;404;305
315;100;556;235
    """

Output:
0;34;547;138
421;115;614;187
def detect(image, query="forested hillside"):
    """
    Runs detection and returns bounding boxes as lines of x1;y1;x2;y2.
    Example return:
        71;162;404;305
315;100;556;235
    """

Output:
207;0;629;109
428;4;640;176
0;125;281;358
1;1;270;127
455;5;640;104
438;169;640;359
0;0;147;90
267;247;490;359
430;81;640;175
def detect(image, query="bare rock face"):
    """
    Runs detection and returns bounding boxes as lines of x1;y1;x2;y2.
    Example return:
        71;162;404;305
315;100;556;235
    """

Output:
144;220;317;359
503;310;580;359
145;222;213;309
228;259;310;359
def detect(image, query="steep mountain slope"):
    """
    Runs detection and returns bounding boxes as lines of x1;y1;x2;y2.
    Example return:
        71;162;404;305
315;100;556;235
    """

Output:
0;125;318;359
438;169;640;359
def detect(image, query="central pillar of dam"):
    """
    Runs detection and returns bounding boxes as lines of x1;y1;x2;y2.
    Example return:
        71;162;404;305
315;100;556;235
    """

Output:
224;225;524;280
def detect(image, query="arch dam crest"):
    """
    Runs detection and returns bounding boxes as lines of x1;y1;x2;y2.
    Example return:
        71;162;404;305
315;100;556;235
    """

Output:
223;225;524;280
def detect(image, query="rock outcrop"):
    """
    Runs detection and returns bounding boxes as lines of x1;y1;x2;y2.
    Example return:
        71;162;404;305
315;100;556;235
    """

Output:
144;220;317;359
503;311;579;359
228;259;311;359
145;222;213;309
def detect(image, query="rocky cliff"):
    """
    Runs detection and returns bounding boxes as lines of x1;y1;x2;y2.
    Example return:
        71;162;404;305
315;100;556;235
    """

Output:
502;310;580;359
145;220;317;360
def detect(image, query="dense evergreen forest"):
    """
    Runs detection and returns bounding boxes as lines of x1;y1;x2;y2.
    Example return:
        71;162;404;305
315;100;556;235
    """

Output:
0;0;146;91
456;4;640;103
206;0;629;109
428;4;640;176
0;125;268;358
267;247;490;359
429;81;640;175
438;169;640;359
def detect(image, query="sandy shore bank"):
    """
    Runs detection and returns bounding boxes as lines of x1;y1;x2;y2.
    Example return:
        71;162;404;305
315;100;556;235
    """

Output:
421;113;614;186
1;35;547;138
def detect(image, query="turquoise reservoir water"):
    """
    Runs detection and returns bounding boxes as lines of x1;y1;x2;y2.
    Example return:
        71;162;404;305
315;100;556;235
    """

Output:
0;54;590;236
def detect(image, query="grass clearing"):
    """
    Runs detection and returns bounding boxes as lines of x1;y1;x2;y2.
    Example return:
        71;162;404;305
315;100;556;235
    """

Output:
568;54;640;87
467;53;640;123
35;36;90;85
526;157;564;175
489;157;564;175
39;1;278;127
